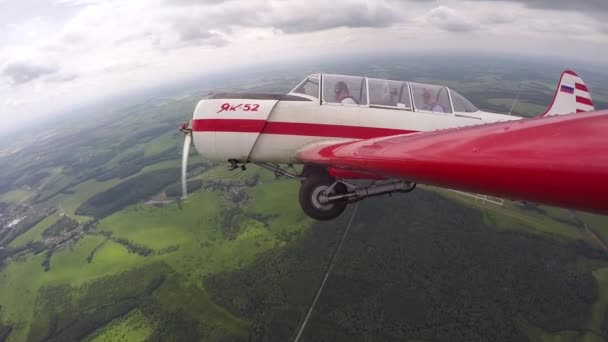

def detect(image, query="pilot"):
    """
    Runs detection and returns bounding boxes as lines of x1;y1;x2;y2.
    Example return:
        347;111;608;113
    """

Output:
422;88;445;113
335;81;358;105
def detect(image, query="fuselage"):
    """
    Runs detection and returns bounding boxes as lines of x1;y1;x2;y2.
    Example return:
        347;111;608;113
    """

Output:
190;74;520;164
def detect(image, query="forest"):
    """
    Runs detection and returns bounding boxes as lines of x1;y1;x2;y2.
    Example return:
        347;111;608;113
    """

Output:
76;168;181;218
206;191;606;341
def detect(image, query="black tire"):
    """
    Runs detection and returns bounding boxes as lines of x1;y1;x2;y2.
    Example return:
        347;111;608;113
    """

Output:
300;165;327;184
299;176;347;221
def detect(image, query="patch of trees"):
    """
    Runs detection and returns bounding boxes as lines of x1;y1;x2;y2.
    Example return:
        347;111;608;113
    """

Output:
205;190;606;341
27;263;171;342
243;173;260;187
112;237;153;256
42;216;79;238
94;146;181;182
118;150;145;164
16;171;50;188
244;212;278;228
0;242;46;268
22;263;223;342
97;231;163;257
41;251;53;272
76;168;181;218
65;151;115;176
86;239;107;263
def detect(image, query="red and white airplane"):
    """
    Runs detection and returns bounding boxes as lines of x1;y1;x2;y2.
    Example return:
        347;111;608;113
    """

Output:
180;71;608;220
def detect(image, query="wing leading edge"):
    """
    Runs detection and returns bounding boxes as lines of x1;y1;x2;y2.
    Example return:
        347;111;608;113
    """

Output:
297;111;608;214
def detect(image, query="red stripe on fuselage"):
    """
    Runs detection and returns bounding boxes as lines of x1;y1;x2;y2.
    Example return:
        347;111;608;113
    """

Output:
192;119;266;133
192;119;417;139
576;96;593;106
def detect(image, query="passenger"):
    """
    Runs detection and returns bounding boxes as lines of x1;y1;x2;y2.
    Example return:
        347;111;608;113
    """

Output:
422;88;445;113
389;87;399;106
335;81;358;105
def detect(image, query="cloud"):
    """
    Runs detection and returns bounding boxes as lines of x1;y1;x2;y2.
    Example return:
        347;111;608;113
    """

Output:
472;0;608;14
411;0;608;15
425;6;479;32
166;0;407;41
2;62;58;85
46;73;78;83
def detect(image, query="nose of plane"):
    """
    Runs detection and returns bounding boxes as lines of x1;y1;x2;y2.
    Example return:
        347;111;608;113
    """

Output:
188;99;219;161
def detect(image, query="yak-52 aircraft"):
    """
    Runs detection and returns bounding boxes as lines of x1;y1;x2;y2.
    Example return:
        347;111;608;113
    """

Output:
180;70;608;220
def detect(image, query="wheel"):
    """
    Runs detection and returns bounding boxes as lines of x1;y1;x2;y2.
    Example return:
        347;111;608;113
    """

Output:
299;175;347;221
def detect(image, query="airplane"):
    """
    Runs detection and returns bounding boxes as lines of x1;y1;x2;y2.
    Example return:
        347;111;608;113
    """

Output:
179;70;608;220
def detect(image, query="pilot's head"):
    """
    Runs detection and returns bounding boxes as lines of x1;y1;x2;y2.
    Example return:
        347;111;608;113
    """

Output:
334;81;349;102
422;88;437;105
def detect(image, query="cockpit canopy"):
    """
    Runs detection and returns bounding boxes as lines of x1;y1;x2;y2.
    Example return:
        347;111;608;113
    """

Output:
290;74;479;114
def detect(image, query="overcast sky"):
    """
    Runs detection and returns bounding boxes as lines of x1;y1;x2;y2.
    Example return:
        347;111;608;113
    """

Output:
1;0;607;129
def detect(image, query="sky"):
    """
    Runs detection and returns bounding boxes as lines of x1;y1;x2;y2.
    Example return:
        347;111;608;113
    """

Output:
1;0;608;130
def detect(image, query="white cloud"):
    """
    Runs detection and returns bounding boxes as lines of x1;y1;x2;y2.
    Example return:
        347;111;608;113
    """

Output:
425;6;479;32
0;0;607;129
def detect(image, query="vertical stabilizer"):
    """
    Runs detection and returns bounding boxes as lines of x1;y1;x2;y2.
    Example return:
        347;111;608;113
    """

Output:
539;70;594;117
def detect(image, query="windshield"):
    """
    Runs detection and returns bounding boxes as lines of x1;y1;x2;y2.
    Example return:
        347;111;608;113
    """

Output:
292;76;319;98
450;90;479;112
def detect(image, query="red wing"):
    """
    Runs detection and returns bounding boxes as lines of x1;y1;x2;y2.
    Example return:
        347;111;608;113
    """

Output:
297;111;608;215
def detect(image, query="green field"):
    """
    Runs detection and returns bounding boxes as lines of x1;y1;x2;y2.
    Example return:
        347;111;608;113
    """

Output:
0;189;31;204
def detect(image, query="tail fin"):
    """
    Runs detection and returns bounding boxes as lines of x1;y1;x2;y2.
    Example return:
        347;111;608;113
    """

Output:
539;70;594;117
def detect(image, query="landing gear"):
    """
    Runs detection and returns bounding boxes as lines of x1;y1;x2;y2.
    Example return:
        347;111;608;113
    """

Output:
248;162;417;221
299;173;416;220
299;174;348;221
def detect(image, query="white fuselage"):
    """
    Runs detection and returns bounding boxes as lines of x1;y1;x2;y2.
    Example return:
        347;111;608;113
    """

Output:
190;94;518;164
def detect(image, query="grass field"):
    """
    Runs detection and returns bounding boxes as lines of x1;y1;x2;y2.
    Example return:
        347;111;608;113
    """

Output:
144;132;180;157
0;189;32;204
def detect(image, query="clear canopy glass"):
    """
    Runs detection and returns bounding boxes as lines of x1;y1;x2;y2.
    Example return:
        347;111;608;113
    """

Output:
292;75;319;98
450;90;479;113
410;83;452;113
368;78;410;108
290;74;479;115
322;74;367;105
